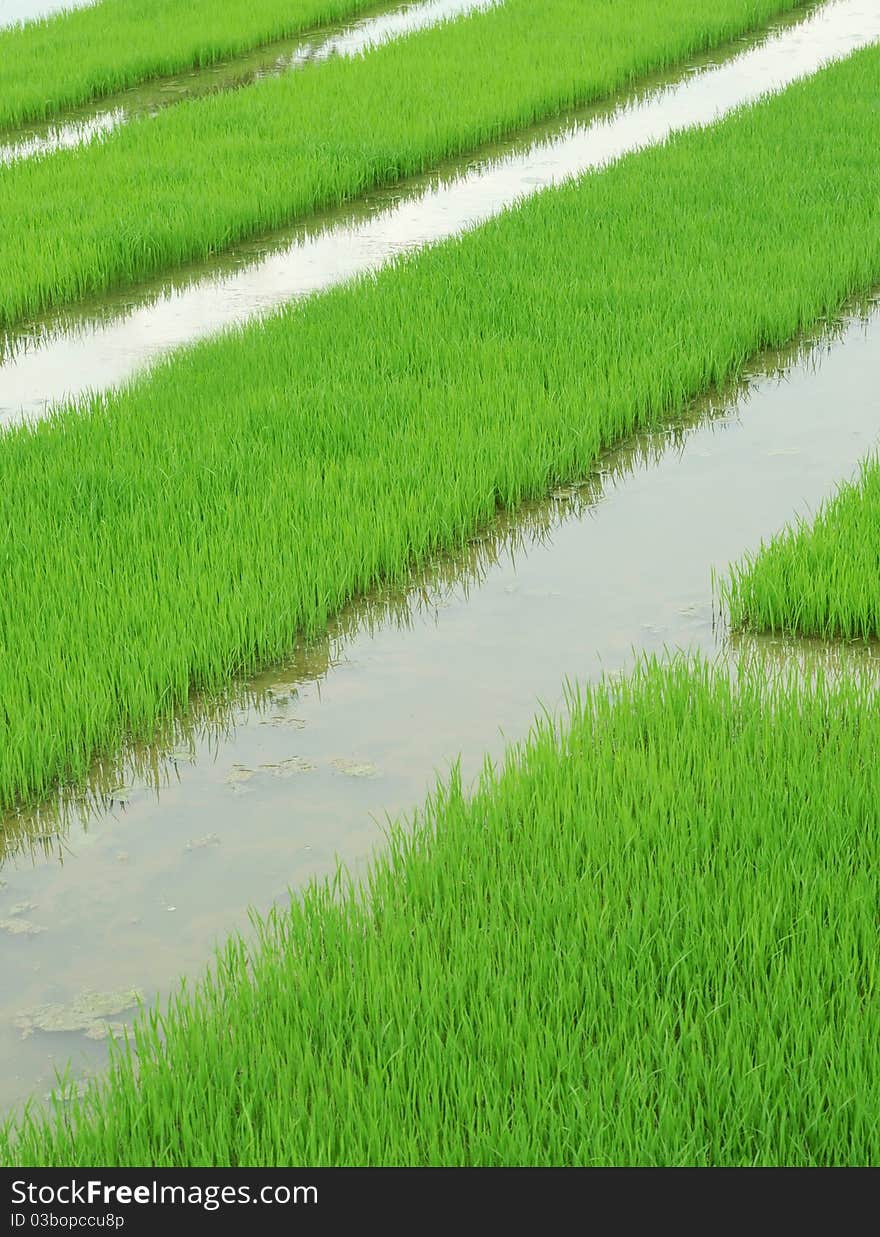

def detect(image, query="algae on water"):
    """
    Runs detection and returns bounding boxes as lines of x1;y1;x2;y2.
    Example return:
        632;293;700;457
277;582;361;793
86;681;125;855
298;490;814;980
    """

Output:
261;757;316;777
330;758;380;778
0;917;46;937
184;833;221;852
225;758;315;791
15;988;144;1040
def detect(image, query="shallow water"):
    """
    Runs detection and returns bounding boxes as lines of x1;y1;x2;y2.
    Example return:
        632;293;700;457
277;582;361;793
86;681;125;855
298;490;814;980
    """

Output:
2;0;877;425
2;294;878;1113
0;0;496;164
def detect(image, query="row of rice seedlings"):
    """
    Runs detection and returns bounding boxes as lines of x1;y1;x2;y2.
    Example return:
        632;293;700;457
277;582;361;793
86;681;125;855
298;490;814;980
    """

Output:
0;477;588;867
0;0;384;131
1;1;503;172
0;0;807;330
4;654;878;1166
722;453;880;640
2;42;880;812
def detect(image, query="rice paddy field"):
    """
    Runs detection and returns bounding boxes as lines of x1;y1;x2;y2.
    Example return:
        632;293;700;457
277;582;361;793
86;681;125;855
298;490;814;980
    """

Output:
2;0;880;1171
0;0;808;328
6;657;880;1166
0;1;509;173
0;0;383;128
4;36;880;811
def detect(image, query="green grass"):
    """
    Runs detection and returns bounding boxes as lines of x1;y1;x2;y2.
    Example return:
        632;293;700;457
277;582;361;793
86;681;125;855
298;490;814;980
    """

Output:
2;42;880;813
0;0;807;331
4;654;879;1166
0;0;385;131
723;452;880;640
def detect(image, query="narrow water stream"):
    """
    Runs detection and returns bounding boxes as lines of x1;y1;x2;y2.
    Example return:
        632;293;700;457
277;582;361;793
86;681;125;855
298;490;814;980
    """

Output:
1;0;877;425
0;0;497;165
2;295;878;1114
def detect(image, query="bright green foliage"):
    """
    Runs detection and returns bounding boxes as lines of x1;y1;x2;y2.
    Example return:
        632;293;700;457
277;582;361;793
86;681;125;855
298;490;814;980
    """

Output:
2;44;880;810
4;656;879;1165
0;0;806;329
0;0;381;130
724;454;880;639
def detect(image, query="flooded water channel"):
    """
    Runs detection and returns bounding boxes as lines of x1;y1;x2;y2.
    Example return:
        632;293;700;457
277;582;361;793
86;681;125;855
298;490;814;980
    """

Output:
0;0;496;165
3;0;879;423
2;294;879;1113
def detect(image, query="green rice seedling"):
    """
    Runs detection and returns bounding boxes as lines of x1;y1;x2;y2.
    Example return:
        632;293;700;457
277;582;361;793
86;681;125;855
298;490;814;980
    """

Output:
0;0;386;131
4;654;879;1165
3;43;880;810
722;453;880;639
0;0;808;329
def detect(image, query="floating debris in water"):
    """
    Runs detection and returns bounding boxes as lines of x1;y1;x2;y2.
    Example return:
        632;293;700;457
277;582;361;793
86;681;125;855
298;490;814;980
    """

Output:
0;918;46;937
260;714;307;728
330;758;380;778
266;684;300;702
259;757;316;777
184;833;221;852
225;764;255;790
14;988;143;1040
225;757;315;790
9;901;38;916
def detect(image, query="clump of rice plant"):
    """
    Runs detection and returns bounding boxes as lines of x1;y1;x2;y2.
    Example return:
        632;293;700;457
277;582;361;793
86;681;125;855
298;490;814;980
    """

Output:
4;655;879;1166
0;0;807;329
723;453;880;640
